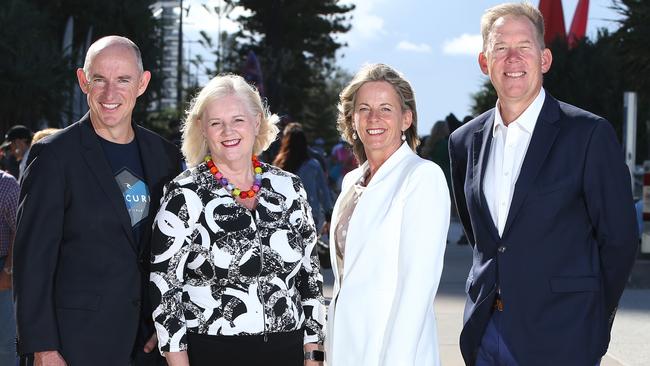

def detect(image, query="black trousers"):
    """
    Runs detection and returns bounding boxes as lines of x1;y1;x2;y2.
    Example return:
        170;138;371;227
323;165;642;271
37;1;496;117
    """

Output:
187;330;303;366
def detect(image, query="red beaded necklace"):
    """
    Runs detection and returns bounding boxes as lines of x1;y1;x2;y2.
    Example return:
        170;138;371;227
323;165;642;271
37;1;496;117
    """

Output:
204;155;264;199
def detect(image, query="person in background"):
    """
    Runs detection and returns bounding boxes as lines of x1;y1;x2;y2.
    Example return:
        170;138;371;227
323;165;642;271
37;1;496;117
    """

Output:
0;168;19;366
328;139;356;194
31;128;61;145
2;125;33;180
448;3;638;365
326;63;449;365
274;122;333;234
13;35;182;366
150;74;325;366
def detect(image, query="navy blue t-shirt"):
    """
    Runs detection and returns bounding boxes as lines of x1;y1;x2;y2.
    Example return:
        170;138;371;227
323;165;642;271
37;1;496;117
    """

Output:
99;136;150;248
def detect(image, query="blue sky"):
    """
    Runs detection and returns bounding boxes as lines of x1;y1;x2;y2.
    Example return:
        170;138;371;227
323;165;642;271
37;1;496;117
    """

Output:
336;0;623;135
184;0;623;136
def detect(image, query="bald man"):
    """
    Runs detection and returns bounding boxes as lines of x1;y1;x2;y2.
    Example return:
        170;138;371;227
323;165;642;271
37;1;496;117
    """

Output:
14;36;183;366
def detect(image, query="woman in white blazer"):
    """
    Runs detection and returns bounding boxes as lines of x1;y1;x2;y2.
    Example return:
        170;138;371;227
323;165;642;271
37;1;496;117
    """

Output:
326;64;450;366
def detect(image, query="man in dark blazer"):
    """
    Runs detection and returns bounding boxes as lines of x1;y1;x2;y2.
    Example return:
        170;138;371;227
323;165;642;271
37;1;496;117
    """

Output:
13;36;182;366
448;3;638;366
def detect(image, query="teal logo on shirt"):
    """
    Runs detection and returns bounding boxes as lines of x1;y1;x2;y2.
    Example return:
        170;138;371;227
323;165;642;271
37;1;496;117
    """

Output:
115;168;150;227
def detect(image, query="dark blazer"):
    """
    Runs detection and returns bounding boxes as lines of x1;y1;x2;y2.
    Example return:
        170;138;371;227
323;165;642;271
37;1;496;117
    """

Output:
448;94;638;366
14;114;182;366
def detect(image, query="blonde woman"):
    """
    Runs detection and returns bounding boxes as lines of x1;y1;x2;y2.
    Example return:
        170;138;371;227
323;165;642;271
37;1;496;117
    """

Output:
150;75;325;366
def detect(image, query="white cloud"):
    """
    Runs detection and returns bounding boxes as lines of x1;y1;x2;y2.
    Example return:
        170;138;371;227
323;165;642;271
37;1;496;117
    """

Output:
337;0;388;46
442;33;483;56
396;41;432;53
184;2;246;34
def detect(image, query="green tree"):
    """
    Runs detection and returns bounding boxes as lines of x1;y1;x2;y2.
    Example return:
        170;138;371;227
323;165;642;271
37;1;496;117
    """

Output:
0;0;72;132
0;0;163;131
614;0;650;93
222;0;354;143
614;0;650;162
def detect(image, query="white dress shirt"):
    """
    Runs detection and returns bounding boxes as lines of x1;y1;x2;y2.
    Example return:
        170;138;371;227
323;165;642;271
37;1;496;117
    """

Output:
483;88;546;236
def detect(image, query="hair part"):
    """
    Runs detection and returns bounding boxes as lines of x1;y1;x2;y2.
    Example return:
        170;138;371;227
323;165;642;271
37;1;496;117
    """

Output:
181;74;280;167
83;36;144;76
481;1;545;52
336;63;419;164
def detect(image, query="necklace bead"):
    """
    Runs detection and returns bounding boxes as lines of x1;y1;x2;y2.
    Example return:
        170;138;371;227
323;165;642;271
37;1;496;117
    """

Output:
204;155;264;199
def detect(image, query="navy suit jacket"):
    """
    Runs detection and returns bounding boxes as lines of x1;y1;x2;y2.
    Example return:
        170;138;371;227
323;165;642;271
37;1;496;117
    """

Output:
14;114;182;365
448;94;638;366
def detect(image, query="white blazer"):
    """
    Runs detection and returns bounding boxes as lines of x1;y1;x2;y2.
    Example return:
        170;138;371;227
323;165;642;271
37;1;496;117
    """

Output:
326;143;450;366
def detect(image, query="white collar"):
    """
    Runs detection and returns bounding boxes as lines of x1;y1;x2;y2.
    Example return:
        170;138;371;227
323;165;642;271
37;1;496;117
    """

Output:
493;88;546;136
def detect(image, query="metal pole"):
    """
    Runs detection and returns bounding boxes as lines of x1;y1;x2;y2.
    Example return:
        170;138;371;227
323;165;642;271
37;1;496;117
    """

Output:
624;91;638;192
177;0;184;111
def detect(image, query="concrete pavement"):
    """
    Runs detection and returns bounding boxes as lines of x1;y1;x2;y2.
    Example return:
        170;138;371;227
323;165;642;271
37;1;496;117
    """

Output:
321;219;650;365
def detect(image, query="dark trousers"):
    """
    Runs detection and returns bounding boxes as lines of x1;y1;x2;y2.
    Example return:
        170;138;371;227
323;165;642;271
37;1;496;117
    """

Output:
187;330;303;366
476;310;519;366
475;310;602;366
19;348;164;366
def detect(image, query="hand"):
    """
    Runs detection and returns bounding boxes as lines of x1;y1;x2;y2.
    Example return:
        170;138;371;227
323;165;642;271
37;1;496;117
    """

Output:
0;271;11;291
34;350;67;366
143;332;158;353
164;351;190;366
305;360;322;366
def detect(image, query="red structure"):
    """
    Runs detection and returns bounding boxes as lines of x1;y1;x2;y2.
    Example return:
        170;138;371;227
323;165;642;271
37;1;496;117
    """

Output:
568;0;590;49
539;0;567;45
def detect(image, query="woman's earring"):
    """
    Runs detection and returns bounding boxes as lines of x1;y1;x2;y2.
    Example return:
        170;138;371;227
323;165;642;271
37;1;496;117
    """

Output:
401;131;406;141
352;131;358;140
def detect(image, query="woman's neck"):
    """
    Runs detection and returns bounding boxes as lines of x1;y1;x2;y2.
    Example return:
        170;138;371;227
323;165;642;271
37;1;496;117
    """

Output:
213;158;254;188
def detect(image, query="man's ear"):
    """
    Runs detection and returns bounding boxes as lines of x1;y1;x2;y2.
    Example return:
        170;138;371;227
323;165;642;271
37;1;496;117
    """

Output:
137;71;152;97
76;68;89;94
478;52;489;75
541;48;553;74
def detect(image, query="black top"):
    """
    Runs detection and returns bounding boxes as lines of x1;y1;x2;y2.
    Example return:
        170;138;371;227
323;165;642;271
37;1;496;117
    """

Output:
99;136;150;248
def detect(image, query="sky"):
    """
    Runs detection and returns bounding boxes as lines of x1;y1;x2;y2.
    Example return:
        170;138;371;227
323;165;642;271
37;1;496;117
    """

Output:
184;0;624;136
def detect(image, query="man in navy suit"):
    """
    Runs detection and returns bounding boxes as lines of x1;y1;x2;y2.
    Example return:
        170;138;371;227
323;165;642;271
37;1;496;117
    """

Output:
13;36;182;366
448;3;638;366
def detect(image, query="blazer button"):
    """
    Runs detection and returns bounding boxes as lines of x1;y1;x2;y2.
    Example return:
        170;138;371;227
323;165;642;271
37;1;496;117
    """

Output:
498;246;507;253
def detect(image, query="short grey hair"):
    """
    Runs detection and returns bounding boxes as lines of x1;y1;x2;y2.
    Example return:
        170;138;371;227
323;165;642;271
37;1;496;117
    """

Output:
481;2;545;52
181;74;280;167
83;36;144;75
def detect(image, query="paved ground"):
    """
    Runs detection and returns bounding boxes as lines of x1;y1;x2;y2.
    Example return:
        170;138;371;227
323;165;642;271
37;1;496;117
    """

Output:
322;219;650;365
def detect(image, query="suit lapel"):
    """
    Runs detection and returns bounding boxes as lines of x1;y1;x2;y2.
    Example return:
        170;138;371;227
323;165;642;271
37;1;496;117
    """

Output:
472;113;500;241
134;125;162;256
501;96;561;236
79;114;137;252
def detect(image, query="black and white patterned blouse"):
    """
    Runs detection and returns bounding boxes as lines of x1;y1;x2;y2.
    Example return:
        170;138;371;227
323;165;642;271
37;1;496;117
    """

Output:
150;162;325;353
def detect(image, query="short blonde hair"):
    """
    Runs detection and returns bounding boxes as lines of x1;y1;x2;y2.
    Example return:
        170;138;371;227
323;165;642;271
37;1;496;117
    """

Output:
181;74;280;167
481;2;545;52
336;63;419;164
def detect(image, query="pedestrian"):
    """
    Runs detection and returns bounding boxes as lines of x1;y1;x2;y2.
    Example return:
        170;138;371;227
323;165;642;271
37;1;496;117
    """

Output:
2;125;33;180
326;63;449;365
0;168;19;366
13;35;183;366
31;128;60;145
274;122;333;234
149;74;325;366
448;3;638;365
